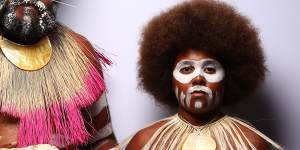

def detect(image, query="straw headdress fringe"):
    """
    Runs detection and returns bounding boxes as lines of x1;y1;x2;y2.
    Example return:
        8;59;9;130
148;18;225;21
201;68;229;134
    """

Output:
0;24;110;147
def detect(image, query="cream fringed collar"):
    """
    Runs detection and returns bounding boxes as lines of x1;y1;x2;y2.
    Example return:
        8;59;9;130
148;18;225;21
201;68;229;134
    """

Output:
139;114;283;150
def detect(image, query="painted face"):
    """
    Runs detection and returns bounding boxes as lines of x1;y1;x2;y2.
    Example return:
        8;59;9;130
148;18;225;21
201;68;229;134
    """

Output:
172;49;225;114
0;0;57;44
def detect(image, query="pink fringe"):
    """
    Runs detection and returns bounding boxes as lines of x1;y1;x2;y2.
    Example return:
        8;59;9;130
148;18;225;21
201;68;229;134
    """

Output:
18;102;91;147
75;65;106;108
1;64;106;148
95;49;112;66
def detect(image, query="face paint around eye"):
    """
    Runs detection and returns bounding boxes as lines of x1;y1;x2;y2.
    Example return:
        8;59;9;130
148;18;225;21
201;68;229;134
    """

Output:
173;60;200;84
202;61;225;83
173;59;225;84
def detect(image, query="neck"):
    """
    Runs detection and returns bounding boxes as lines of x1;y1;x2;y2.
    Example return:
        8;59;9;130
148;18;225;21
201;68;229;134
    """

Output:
177;106;223;126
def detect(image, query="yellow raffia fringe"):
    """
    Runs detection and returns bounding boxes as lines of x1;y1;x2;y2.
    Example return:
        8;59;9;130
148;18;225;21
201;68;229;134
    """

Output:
0;25;92;113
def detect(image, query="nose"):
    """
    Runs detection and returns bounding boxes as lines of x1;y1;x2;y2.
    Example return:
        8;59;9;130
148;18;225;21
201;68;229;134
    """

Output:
191;75;206;86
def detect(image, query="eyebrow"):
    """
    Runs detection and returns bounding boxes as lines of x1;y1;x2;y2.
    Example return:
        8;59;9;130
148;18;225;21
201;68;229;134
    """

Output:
177;59;219;67
177;60;194;67
181;60;193;65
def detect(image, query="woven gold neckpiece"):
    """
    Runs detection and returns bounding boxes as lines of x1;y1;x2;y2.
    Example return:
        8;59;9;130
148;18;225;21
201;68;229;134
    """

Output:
0;36;52;71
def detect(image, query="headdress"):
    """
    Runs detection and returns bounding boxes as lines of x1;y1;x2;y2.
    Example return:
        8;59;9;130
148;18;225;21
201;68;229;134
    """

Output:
0;24;111;147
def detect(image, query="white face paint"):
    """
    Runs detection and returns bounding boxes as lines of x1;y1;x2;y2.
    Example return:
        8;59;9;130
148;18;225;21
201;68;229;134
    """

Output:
194;101;203;109
173;58;225;84
174;85;214;109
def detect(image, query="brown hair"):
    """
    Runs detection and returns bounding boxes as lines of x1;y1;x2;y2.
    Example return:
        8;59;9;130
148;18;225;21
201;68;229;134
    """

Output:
138;0;266;107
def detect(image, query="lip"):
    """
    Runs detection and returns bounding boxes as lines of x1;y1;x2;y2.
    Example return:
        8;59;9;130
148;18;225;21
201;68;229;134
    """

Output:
191;91;207;97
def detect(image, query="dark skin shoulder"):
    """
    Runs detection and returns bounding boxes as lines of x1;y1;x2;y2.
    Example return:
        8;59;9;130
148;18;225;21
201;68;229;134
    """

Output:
125;119;169;150
235;122;270;149
0;113;19;148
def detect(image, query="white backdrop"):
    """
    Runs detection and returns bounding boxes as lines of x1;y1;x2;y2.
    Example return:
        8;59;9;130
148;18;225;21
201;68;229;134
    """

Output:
57;0;300;149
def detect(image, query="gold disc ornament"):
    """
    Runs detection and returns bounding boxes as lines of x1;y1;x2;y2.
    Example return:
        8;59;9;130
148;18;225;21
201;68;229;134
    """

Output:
0;36;52;71
182;133;217;150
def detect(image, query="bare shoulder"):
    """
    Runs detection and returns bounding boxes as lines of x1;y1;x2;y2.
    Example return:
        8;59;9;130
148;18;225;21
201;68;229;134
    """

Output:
0;113;19;148
235;121;269;149
125;119;169;150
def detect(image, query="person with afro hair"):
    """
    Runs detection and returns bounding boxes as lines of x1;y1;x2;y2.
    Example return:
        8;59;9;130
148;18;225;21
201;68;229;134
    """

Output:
119;0;283;149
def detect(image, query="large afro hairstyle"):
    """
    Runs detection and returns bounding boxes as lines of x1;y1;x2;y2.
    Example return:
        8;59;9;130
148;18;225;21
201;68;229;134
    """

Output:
138;0;266;107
